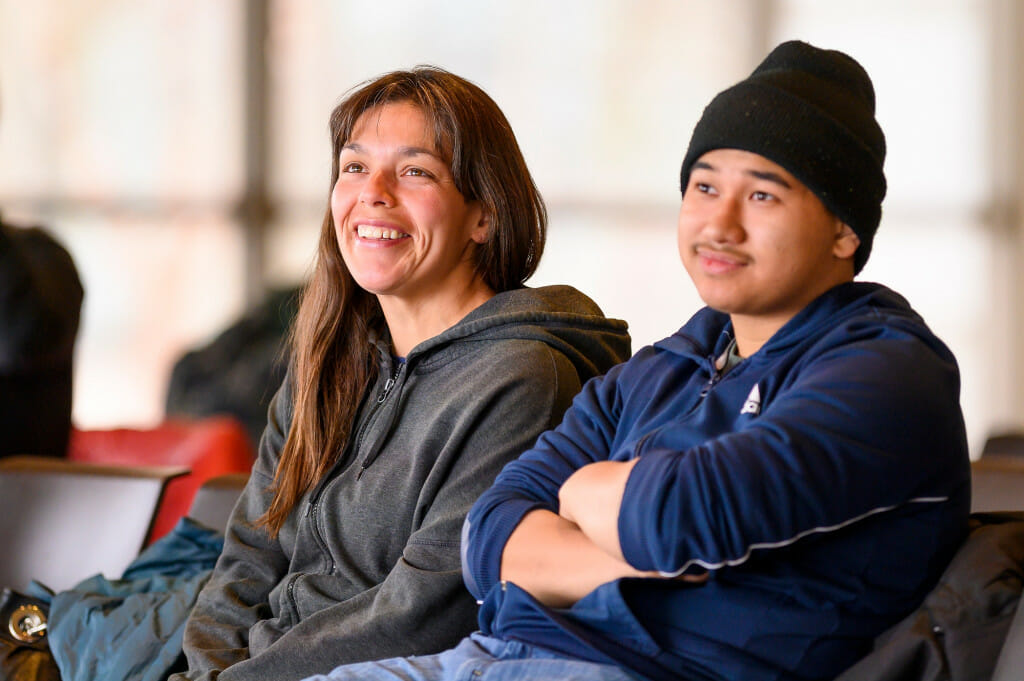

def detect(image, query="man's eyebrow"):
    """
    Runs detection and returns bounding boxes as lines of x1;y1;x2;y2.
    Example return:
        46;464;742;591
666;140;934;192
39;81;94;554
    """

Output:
747;169;792;189
692;160;792;189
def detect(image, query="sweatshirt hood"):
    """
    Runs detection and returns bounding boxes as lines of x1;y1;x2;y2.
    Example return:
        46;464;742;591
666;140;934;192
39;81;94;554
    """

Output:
404;284;631;384
654;281;922;362
355;285;630;478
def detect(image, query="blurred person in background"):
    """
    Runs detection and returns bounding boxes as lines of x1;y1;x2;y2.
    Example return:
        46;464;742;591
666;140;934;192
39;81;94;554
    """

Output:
0;91;83;458
165;284;301;446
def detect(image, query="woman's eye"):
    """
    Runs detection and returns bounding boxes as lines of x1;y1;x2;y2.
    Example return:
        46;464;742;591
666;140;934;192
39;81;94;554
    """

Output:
342;162;365;173
404;167;432;178
695;182;714;195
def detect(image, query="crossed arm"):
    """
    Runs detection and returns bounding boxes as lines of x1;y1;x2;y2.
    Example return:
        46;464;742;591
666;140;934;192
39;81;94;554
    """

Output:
483;319;970;613
499;458;663;608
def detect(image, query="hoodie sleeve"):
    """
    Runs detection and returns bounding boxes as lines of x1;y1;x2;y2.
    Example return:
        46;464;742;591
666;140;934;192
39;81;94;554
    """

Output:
618;322;970;575
462;359;629;602
172;380;292;680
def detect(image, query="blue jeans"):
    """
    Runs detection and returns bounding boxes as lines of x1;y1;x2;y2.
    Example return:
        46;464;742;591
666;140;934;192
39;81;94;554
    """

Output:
301;632;641;681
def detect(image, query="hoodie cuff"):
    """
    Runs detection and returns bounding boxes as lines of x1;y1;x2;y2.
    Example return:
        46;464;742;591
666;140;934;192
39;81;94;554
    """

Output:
618;452;673;572
462;497;546;601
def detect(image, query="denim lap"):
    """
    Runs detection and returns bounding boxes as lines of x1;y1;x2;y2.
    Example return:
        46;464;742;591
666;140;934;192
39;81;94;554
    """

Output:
300;633;639;681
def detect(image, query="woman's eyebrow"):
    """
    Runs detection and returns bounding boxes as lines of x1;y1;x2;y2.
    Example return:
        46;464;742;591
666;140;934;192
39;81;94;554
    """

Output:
340;142;439;159
397;146;441;159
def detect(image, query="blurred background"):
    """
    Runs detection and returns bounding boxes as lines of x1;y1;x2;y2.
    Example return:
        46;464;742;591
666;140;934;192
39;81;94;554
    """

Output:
0;0;1019;456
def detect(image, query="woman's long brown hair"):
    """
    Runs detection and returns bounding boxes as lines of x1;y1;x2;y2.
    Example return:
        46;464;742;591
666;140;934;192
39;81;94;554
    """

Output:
260;66;547;535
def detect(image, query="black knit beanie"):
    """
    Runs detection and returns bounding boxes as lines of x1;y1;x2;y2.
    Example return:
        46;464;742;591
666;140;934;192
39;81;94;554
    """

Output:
679;40;886;273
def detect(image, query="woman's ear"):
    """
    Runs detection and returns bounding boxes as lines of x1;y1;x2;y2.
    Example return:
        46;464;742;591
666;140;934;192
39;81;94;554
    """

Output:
470;209;491;245
833;221;860;260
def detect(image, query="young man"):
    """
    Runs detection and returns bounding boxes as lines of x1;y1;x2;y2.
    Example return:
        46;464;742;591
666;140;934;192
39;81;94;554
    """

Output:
302;40;970;681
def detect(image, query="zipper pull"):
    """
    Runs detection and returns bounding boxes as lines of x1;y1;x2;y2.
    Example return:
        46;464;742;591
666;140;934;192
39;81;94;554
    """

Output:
377;376;396;404
699;354;721;397
700;370;722;397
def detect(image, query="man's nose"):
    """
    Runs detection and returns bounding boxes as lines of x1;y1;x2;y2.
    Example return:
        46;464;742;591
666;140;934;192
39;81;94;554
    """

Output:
704;198;745;244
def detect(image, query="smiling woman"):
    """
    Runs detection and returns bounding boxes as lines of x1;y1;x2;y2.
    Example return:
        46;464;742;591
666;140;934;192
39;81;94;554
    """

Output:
170;66;631;681
331;102;493;355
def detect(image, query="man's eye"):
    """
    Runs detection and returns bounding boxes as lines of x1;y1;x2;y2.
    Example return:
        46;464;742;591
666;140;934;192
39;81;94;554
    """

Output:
695;182;713;194
752;191;774;201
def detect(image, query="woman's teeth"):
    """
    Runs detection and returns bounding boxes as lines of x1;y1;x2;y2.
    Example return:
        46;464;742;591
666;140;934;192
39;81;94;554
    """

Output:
357;225;406;240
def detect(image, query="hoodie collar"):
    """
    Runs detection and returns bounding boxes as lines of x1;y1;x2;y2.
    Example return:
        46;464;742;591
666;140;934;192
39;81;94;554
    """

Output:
656;281;908;361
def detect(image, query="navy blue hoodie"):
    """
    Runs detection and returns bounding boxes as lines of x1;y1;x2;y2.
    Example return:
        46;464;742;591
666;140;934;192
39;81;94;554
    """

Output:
463;282;970;681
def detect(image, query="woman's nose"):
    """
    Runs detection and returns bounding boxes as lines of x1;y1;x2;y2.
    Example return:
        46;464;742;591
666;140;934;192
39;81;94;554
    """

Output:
359;170;395;207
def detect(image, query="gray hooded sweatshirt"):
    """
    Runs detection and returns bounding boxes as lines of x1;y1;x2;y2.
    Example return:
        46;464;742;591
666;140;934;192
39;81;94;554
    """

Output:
173;285;631;681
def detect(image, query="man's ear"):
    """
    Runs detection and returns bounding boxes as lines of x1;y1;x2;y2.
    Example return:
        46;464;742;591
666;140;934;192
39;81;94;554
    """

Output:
833;222;860;260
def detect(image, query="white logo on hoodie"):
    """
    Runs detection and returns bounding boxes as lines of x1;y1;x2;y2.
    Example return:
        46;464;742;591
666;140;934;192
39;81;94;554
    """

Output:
741;384;761;416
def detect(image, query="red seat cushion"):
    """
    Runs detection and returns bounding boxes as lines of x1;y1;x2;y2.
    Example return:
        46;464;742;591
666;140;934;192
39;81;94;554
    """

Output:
68;416;256;543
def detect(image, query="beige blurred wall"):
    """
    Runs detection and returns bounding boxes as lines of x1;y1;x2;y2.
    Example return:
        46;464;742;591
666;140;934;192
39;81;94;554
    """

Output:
0;0;1017;455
